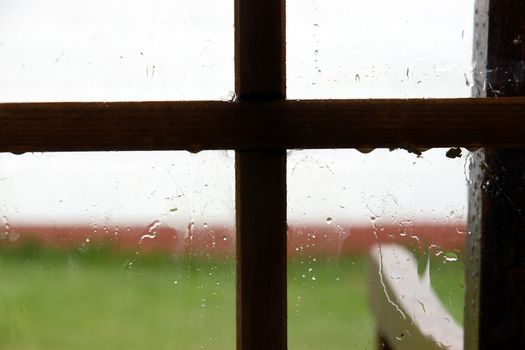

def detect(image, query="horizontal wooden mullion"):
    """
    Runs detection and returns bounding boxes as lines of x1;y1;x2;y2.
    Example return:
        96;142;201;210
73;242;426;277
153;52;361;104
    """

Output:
1;98;525;152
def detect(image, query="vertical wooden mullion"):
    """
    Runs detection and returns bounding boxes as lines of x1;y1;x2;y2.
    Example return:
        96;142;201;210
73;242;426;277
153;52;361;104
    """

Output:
235;0;287;350
465;0;525;349
235;0;285;100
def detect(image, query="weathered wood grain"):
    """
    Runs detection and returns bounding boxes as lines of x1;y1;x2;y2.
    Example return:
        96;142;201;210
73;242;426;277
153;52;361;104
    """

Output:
1;97;525;153
234;0;287;349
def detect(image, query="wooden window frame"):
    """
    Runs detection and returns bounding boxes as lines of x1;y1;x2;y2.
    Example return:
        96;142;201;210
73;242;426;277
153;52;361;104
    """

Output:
1;0;524;349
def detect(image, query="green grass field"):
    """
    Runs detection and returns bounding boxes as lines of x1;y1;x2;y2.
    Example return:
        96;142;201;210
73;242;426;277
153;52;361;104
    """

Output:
0;245;464;349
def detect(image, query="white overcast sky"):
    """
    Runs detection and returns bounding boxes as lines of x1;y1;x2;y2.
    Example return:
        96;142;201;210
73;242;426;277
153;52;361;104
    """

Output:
0;0;476;227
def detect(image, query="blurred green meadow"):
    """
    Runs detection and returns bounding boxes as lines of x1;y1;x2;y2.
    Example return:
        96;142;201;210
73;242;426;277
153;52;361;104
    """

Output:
0;244;464;349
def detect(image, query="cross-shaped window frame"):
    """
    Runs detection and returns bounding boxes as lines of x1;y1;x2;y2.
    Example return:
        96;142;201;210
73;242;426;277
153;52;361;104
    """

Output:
1;0;525;349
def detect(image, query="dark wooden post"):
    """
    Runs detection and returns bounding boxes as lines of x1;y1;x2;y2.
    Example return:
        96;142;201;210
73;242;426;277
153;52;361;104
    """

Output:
465;1;525;349
235;0;287;349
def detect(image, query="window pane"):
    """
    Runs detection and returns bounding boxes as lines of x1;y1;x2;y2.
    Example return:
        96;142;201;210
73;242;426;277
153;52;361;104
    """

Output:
0;151;235;349
0;0;233;102
288;149;467;349
287;0;475;98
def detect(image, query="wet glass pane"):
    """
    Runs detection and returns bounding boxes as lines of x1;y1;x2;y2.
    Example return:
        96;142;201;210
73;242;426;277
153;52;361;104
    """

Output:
287;0;476;98
0;0;233;102
0;151;235;349
288;149;467;349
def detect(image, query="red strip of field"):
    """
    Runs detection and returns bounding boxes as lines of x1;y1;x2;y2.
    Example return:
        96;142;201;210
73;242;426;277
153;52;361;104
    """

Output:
0;222;466;256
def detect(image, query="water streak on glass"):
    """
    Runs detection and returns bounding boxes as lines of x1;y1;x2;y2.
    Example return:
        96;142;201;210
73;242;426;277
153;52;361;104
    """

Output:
287;149;467;349
0;151;235;349
0;0;233;102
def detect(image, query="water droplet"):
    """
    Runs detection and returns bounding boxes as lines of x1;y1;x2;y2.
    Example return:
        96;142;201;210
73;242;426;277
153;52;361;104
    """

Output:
173;280;179;285
311;276;316;281
464;73;471;87
326;217;332;224
396;333;405;341
227;91;237;102
446;147;463;159
444;252;459;262
85;238;90;243
2;216;10;237
141;220;161;241
147;220;161;231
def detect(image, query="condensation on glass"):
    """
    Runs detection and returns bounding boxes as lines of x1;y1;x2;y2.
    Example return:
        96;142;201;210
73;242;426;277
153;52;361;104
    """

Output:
287;149;468;349
0;151;235;349
287;0;476;98
0;0;233;102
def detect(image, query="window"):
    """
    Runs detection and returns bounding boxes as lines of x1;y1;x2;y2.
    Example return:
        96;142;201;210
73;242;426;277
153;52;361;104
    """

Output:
0;0;233;101
0;151;237;349
1;0;524;349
